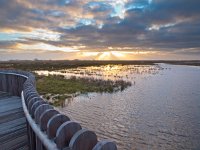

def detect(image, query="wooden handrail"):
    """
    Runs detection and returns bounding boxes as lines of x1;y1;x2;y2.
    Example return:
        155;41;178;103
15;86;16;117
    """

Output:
0;70;117;150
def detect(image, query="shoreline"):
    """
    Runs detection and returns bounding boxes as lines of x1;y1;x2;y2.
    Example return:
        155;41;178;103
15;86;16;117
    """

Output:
0;60;199;71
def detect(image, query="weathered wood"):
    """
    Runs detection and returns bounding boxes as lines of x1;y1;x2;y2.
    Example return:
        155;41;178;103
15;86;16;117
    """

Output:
55;121;82;149
34;104;50;150
24;90;37;101
0;92;29;150
47;114;70;139
0;73;27;96
27;97;46;150
30;101;47;118
93;140;117;150
22;92;58;150
25;93;39;105
28;97;43;112
34;104;53;124
39;109;59;131
0;92;11;100
69;129;98;150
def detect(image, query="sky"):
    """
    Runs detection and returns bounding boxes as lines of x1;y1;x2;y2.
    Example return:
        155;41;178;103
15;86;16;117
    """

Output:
0;0;200;60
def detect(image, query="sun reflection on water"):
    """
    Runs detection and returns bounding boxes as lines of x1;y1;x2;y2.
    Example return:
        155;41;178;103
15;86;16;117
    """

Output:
35;64;164;82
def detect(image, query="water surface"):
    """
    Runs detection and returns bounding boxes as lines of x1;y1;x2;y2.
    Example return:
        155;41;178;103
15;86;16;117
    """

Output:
38;64;200;149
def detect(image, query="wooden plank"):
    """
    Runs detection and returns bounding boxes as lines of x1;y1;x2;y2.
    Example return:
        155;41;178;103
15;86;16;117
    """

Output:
0;110;24;124
0;92;29;150
0;91;11;98
0;118;27;135
0;104;23;114
0;108;24;119
0;135;29;150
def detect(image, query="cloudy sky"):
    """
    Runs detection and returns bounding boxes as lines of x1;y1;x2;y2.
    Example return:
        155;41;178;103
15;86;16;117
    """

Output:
0;0;200;60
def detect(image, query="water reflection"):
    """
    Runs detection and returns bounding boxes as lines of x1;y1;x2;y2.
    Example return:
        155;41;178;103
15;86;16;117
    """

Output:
35;64;164;82
36;64;164;107
40;64;200;149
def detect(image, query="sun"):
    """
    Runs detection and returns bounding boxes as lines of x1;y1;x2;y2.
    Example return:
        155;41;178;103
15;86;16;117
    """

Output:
80;50;143;60
96;51;126;60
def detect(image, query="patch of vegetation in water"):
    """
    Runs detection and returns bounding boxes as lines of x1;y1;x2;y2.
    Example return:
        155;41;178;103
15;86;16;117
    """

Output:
36;75;131;94
36;75;131;106
42;94;73;107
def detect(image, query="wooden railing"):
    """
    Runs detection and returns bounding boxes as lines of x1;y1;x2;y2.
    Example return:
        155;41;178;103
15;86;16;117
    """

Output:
0;70;117;150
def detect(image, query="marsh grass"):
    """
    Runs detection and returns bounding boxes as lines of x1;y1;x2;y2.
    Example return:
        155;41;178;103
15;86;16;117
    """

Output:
36;75;131;94
36;74;131;106
42;94;73;107
0;60;156;71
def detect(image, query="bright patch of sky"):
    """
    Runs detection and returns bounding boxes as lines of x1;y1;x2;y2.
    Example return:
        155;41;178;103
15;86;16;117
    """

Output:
18;43;80;52
125;0;151;11
0;33;24;41
148;0;152;4
0;29;61;42
110;0;150;19
110;1;126;19
111;3;125;18
49;10;65;17
78;18;95;26
87;1;111;12
148;23;176;31
64;0;71;5
126;4;145;10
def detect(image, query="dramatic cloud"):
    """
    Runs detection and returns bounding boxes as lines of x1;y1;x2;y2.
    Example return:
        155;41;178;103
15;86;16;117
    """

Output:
0;0;200;60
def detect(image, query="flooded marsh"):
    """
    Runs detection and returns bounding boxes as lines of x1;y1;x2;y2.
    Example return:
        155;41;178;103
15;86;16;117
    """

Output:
36;64;200;150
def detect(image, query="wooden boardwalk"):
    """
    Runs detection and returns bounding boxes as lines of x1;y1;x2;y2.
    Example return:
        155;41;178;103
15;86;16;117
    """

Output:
0;91;29;150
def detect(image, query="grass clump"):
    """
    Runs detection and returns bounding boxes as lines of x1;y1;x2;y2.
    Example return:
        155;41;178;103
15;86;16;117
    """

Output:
36;74;131;106
36;75;131;95
51;95;72;107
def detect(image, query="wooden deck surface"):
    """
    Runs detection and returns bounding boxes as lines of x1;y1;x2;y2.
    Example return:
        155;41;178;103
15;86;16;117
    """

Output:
0;91;29;150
